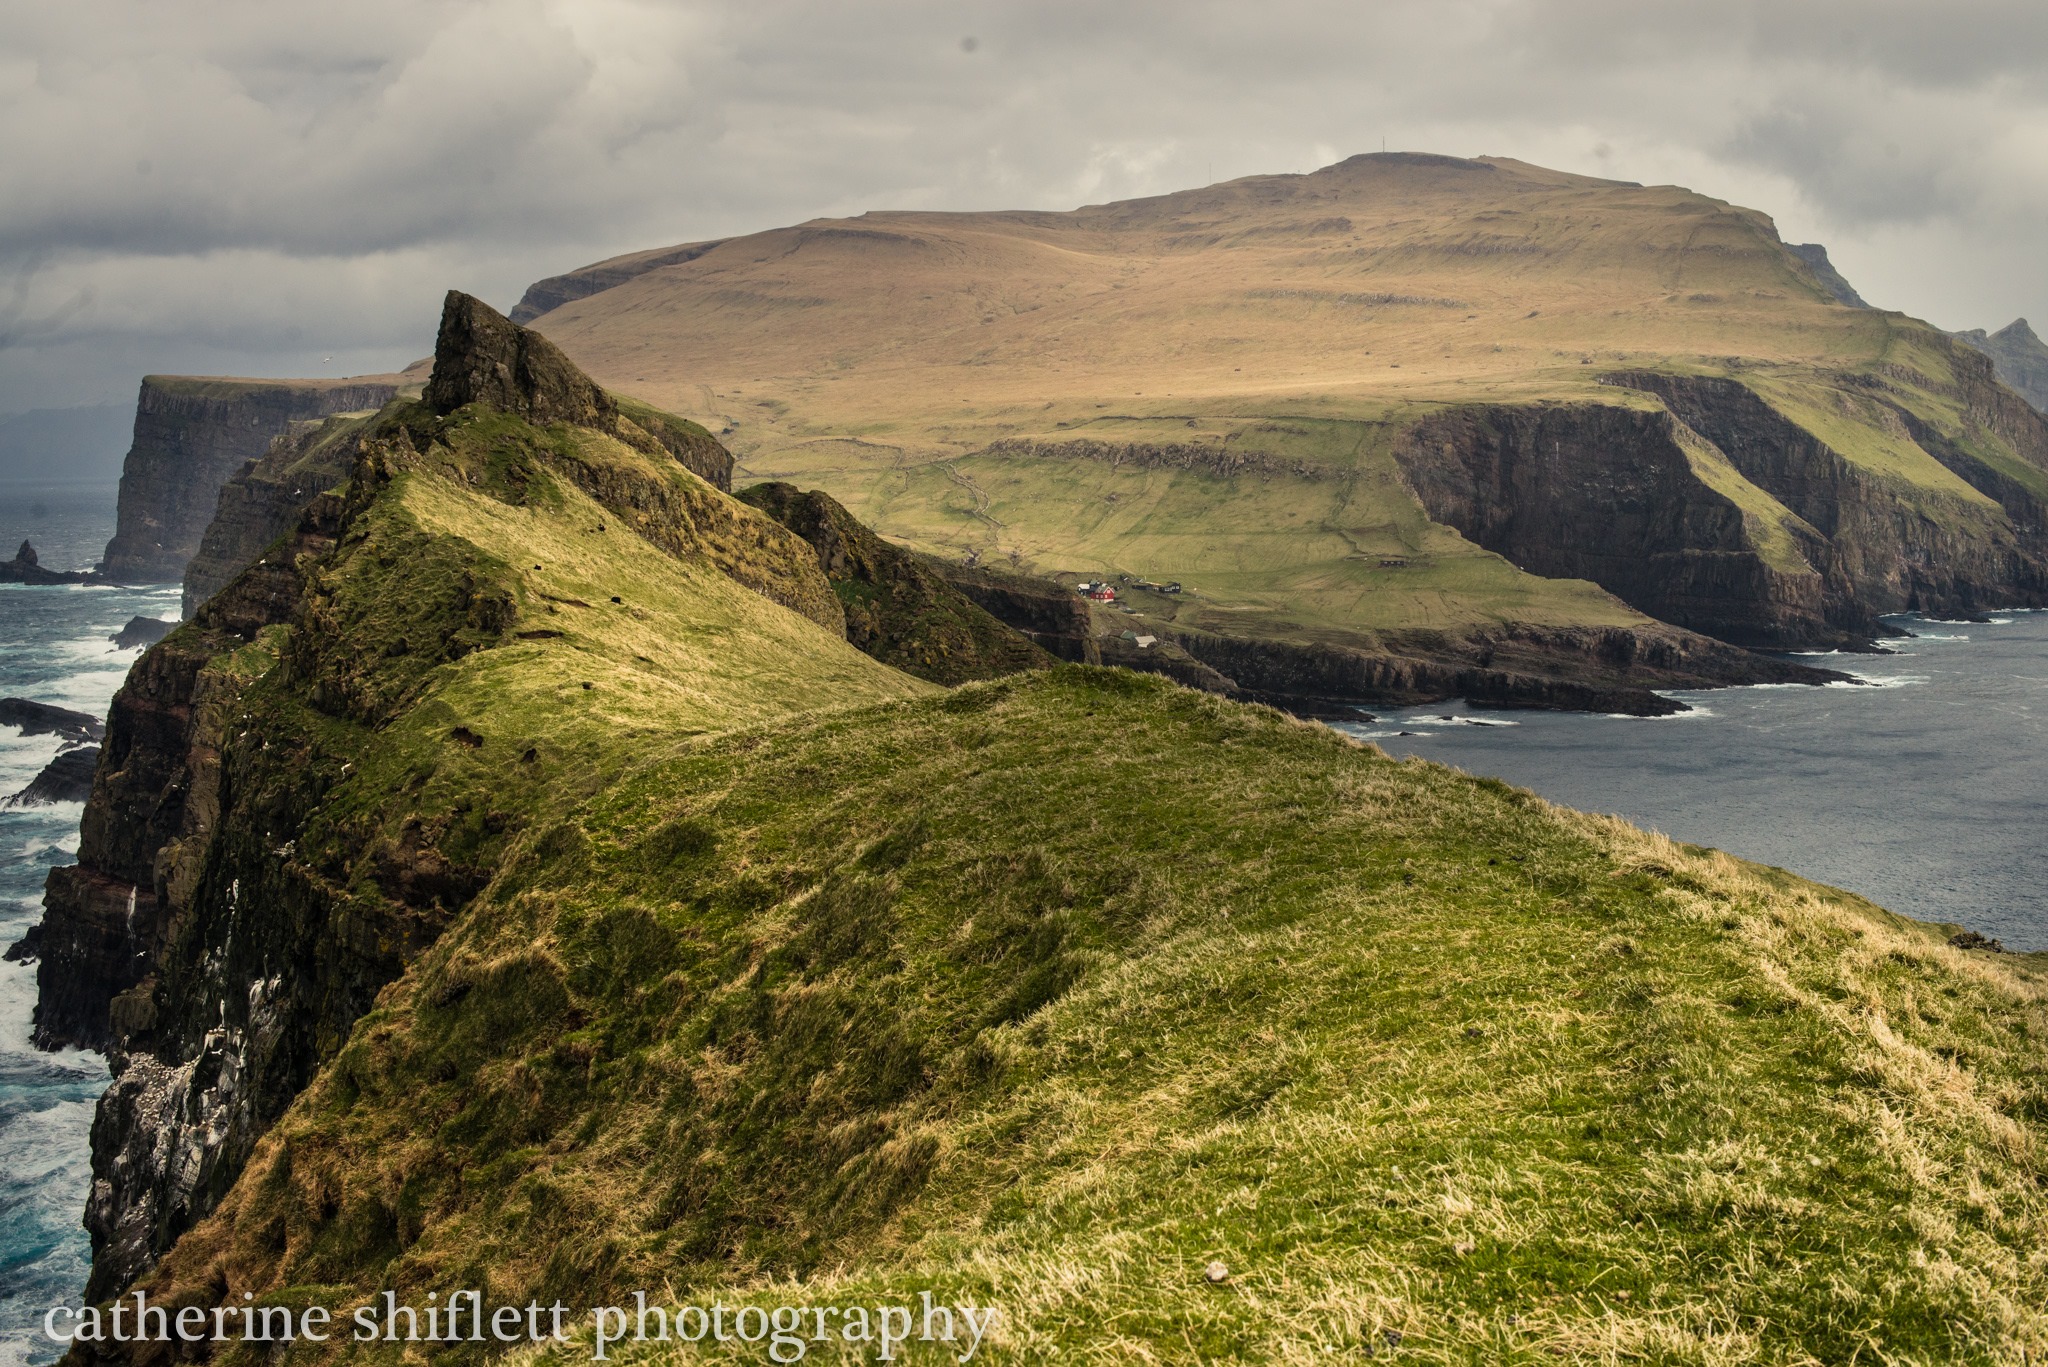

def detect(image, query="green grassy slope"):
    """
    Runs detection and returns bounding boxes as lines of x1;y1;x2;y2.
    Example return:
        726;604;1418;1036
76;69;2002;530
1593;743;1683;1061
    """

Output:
258;403;931;881
837;415;1646;640
142;672;2048;1363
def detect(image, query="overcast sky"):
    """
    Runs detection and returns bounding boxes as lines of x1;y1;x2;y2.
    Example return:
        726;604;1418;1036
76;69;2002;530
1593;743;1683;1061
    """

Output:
3;0;2045;415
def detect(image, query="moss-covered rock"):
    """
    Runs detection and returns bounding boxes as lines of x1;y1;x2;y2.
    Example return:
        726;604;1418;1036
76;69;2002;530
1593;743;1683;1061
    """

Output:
739;481;1054;684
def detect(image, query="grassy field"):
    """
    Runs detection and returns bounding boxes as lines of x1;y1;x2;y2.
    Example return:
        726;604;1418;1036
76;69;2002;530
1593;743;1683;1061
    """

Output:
520;153;2045;646
165;669;2048;1365
834;416;1647;638
110;387;2048;1366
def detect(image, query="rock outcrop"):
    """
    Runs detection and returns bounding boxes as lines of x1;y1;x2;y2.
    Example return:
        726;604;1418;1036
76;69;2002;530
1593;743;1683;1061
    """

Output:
109;616;175;650
1955;318;2048;414
0;696;104;742
0;539;93;584
430;290;733;491
739;481;1055;683
7;744;100;807
426;290;619;428
99;375;404;583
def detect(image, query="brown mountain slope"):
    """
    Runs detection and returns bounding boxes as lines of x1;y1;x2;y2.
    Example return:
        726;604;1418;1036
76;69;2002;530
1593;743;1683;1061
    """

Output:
519;153;2048;703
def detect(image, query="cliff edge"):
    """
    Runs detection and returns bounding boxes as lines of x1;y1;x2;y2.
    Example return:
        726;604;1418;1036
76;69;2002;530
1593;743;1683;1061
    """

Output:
99;375;409;584
34;292;902;1300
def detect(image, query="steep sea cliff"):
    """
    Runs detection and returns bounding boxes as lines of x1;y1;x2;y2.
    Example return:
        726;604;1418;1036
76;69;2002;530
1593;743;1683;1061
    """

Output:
100;376;405;585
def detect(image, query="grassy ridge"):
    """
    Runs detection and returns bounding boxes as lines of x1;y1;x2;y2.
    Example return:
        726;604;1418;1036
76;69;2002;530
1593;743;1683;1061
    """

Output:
153;663;2048;1363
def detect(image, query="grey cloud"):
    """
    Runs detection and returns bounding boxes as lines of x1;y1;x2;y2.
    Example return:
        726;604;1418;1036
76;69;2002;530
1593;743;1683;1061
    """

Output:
2;0;2045;412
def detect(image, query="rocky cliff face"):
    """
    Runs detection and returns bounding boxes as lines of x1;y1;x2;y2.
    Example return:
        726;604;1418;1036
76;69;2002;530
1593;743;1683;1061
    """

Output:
1395;402;1844;648
1400;368;2048;649
178;412;379;617
33;500;346;1059
1612;370;2048;628
1954;318;2048;414
100;375;403;584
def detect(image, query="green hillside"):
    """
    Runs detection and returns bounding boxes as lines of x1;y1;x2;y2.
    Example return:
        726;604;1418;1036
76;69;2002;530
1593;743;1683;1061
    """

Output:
80;298;2048;1367
137;671;2048;1365
522;153;2048;665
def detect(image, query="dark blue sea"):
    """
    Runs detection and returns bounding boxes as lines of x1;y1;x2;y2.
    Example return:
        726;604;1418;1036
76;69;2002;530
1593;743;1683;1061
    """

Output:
0;484;179;1365
1333;614;2048;951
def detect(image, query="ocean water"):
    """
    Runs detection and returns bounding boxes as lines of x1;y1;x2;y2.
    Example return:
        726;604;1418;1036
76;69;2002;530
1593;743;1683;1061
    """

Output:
1333;612;2048;951
0;484;179;1365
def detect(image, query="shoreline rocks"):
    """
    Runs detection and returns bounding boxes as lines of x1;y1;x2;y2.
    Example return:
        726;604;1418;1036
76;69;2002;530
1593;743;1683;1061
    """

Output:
0;696;104;744
1;539;94;585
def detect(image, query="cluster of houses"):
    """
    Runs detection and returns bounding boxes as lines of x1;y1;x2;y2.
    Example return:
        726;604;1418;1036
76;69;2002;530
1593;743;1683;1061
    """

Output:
1073;576;1180;649
1074;576;1185;604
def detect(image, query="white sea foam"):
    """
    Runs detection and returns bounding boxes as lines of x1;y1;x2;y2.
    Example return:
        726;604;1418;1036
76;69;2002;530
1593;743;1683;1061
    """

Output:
0;955;102;1074
0;734;67;793
38;665;135;712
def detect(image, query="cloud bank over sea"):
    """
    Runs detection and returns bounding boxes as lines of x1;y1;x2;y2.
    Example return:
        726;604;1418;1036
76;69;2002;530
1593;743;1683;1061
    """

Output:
3;0;2046;413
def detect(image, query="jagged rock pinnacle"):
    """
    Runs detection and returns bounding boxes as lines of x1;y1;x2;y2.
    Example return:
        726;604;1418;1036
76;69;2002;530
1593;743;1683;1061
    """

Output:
13;540;36;567
424;290;618;431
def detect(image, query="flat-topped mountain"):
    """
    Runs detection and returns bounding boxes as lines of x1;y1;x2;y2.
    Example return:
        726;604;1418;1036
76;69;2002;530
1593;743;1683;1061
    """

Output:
517;152;2048;689
100;370;427;582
